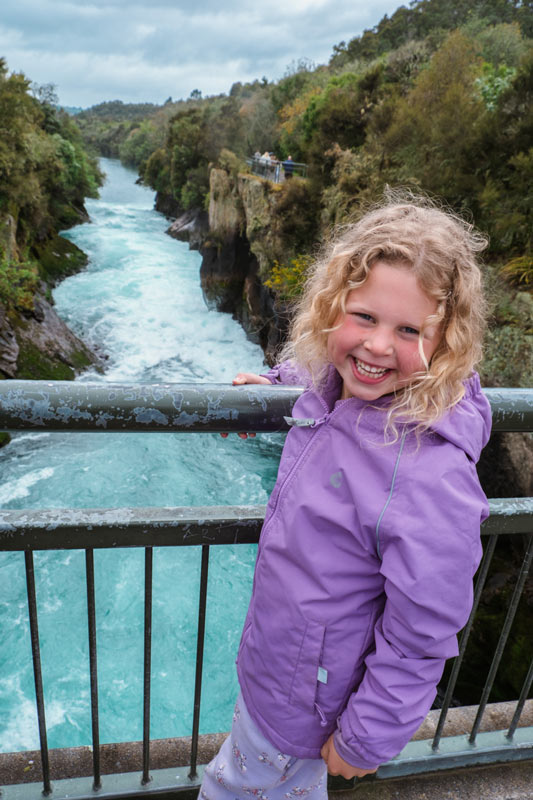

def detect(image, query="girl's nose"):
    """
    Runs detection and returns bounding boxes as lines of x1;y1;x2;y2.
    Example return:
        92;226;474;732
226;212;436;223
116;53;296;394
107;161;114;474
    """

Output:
363;329;394;356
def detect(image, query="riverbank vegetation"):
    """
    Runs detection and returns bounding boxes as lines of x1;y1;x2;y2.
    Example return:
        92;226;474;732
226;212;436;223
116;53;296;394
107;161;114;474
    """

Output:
0;57;103;382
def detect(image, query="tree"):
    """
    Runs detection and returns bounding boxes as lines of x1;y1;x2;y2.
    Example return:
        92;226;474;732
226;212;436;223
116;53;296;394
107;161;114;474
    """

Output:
383;31;486;203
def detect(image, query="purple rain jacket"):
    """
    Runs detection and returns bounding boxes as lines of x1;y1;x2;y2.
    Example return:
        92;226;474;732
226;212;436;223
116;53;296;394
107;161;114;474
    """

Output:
236;362;491;769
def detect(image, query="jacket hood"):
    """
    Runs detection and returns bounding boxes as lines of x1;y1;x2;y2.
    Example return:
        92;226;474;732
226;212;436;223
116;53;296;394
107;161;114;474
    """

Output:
429;373;492;463
319;366;492;464
268;361;492;464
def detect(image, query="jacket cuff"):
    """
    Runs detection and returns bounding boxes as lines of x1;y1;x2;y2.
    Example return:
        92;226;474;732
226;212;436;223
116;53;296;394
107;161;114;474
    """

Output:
260;374;278;385
260;365;283;384
333;724;379;771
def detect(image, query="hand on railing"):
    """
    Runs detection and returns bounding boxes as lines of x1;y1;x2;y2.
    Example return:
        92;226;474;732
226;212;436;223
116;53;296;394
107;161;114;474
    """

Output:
321;734;378;780
220;373;272;439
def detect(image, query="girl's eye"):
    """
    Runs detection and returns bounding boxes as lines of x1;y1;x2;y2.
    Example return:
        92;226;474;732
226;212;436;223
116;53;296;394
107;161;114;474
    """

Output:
401;326;419;336
354;312;374;322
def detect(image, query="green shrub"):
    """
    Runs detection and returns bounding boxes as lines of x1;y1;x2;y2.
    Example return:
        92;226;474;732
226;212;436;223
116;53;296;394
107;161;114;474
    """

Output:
500;254;533;287
0;256;39;311
265;255;313;301
218;148;247;177
475;62;517;110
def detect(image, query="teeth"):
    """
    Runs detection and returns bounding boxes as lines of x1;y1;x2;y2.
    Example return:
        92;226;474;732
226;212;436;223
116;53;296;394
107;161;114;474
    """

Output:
355;358;388;377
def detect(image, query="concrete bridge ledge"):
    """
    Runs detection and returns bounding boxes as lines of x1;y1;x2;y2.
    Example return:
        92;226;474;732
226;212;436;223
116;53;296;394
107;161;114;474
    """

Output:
1;701;532;797
334;760;533;800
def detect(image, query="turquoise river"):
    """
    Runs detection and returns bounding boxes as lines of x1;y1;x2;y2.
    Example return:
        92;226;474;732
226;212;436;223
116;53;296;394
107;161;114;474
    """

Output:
0;159;284;753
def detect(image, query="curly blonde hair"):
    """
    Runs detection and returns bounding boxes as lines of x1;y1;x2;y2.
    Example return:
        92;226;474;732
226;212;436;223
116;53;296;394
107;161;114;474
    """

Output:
280;191;488;436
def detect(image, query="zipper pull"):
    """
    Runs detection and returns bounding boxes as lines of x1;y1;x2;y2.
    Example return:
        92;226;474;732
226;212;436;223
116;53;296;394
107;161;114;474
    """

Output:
284;413;330;428
283;416;316;427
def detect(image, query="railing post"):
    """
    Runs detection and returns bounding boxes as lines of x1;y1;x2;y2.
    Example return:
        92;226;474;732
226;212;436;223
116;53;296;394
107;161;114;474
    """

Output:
86;548;101;790
189;545;210;781
25;551;52;796
142;547;153;785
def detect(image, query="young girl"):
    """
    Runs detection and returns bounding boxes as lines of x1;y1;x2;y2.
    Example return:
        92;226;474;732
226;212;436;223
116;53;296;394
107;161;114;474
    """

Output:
201;196;492;799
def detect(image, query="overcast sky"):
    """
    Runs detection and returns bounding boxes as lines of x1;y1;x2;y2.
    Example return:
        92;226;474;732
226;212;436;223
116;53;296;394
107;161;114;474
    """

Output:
1;0;403;108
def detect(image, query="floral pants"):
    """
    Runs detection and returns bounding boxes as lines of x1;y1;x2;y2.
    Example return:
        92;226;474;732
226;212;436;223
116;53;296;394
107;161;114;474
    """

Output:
199;693;327;800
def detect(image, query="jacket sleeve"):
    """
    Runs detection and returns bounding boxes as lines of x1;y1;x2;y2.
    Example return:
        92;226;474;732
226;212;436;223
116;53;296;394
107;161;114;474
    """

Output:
260;360;309;386
333;443;489;769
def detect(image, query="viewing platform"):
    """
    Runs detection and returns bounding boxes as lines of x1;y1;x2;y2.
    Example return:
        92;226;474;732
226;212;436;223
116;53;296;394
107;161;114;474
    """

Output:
246;155;308;182
0;381;532;800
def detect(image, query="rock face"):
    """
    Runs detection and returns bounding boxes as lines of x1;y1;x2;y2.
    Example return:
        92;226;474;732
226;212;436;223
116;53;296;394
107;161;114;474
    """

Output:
12;286;97;381
160;169;300;361
0;305;19;378
0;232;100;383
167;209;209;251
203;170;293;359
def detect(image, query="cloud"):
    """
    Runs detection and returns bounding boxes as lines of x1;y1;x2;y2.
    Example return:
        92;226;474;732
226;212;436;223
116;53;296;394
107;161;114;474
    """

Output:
0;0;402;107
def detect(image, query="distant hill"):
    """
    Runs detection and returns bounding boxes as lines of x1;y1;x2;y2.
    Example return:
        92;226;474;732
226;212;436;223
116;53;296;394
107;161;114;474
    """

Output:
76;99;161;123
61;106;84;115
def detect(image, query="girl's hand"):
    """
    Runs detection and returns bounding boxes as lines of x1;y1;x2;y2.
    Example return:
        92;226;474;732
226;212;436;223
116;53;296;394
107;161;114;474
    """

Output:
320;735;378;780
232;373;271;386
220;372;272;439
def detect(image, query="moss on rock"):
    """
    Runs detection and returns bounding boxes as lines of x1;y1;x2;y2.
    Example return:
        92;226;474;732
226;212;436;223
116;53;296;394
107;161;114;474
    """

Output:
15;339;77;380
33;234;89;286
10;290;99;381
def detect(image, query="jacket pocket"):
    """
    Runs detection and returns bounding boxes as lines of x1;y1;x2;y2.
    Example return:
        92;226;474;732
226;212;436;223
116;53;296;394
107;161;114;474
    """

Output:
288;617;326;713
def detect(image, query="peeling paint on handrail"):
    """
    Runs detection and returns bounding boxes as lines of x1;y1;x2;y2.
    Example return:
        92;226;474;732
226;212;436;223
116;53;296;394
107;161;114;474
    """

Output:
0;381;300;432
0;382;531;433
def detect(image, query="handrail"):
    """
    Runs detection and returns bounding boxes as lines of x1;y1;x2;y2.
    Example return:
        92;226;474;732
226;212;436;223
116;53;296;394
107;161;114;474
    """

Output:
0;499;531;551
246;156;308;182
0;381;531;433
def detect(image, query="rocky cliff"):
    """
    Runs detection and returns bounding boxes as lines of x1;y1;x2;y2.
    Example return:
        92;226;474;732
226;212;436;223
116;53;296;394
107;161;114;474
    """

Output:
166;168;317;360
0;220;98;385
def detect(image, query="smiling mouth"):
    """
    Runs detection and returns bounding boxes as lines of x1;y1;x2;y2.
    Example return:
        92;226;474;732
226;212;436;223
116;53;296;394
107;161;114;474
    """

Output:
352;357;392;382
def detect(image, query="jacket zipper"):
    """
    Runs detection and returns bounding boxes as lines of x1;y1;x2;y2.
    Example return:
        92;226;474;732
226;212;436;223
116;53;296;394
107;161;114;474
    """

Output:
259;399;348;549
257;395;351;725
258;420;325;549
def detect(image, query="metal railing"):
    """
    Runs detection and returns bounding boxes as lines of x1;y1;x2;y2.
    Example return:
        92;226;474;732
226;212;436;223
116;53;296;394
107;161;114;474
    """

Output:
246;156;308;182
0;381;532;800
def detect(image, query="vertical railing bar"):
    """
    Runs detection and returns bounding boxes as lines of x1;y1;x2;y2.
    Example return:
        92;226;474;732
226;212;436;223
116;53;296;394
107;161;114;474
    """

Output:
24;551;52;796
142;547;153;785
189;545;210;780
469;536;533;743
507;655;533;740
85;548;101;789
432;534;498;750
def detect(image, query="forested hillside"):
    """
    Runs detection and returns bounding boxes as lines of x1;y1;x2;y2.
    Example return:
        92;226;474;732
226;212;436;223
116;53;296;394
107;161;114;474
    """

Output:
74;0;532;389
0;58;102;382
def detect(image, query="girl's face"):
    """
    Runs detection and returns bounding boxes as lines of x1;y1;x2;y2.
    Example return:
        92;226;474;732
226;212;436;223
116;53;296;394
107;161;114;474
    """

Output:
327;261;441;401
